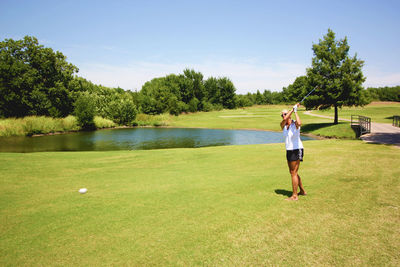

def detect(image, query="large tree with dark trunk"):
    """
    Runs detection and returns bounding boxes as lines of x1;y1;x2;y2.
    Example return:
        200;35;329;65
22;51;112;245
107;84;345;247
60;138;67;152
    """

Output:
305;29;367;124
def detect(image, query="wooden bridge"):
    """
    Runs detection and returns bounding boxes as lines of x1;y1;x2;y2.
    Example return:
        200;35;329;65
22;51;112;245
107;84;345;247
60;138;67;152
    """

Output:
351;115;371;137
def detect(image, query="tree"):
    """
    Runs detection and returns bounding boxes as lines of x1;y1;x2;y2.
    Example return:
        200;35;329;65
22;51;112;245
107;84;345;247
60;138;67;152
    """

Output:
365;86;400;102
204;77;220;105
106;98;137;125
262;90;273;104
255;90;264;105
306;29;366;124
217;77;236;109
183;69;205;103
0;36;78;117
282;76;309;103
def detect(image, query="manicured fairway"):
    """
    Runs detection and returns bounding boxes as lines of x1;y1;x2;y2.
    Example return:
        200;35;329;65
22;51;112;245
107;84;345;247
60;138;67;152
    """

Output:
169;105;333;132
1;140;399;266
168;105;356;138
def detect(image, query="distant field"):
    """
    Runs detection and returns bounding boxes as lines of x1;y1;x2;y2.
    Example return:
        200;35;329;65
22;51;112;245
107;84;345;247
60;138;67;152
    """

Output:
1;140;399;266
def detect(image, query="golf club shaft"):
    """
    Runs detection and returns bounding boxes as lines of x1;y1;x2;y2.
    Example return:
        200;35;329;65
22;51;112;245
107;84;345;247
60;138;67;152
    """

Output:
300;86;318;103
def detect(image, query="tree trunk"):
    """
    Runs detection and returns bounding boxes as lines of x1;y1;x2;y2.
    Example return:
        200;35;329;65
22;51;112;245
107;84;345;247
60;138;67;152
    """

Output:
334;104;338;125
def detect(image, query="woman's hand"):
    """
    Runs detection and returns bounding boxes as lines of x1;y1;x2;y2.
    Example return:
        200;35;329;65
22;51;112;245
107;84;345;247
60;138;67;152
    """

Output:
293;103;300;113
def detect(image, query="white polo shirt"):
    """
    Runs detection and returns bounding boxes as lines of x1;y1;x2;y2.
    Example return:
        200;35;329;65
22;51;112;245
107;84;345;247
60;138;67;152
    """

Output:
283;121;304;150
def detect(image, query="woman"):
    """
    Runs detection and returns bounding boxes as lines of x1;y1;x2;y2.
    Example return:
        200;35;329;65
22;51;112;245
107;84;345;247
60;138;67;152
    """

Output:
280;103;307;201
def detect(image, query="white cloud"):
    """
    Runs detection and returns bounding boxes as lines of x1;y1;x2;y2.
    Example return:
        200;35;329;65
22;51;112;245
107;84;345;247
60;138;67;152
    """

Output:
78;60;307;94
364;68;400;87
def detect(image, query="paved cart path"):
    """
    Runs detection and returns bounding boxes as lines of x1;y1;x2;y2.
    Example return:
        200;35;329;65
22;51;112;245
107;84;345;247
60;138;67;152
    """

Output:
304;111;400;147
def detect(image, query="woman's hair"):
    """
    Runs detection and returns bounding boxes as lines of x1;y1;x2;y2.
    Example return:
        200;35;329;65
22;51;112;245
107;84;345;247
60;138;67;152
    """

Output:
281;109;289;118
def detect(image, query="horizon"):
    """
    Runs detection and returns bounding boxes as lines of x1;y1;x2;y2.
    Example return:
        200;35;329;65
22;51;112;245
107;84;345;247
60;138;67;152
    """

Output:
1;0;399;94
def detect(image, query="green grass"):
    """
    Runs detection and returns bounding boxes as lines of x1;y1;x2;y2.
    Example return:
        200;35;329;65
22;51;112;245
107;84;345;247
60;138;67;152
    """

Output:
170;106;287;130
166;105;355;138
168;105;327;131
165;102;399;139
1;103;399;265
301;122;356;139
309;102;400;123
1;140;399;266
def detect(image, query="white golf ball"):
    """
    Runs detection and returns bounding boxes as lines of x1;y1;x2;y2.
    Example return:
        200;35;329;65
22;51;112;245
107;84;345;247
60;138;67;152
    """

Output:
79;188;87;194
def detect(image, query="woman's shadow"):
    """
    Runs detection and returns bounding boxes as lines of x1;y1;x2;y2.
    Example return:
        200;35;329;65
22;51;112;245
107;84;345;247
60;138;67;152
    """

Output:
274;189;292;197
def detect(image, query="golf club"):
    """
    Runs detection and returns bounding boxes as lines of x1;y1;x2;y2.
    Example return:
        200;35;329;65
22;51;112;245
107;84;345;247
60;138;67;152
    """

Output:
300;86;318;103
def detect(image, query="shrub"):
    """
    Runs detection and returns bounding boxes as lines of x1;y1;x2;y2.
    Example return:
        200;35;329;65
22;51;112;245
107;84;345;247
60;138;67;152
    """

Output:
74;93;96;130
188;98;199;112
212;103;224;111
201;101;214;112
94;116;116;129
177;101;189;113
62;115;80;131
135;113;170;126
105;99;138;125
22;116;64;136
168;96;180;116
168;97;189;116
0;118;25;137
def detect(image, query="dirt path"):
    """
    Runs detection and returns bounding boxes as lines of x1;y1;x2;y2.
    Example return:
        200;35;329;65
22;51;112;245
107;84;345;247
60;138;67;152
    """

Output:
304;111;400;147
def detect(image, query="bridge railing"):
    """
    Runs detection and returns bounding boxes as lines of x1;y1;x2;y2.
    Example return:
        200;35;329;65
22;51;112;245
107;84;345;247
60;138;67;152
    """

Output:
393;115;400;128
351;115;371;137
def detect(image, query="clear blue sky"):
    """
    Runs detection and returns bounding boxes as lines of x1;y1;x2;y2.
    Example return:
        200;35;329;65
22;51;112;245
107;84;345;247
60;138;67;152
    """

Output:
1;0;399;93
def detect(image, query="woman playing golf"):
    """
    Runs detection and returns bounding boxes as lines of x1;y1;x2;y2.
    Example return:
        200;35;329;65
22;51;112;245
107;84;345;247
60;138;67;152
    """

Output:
280;103;307;201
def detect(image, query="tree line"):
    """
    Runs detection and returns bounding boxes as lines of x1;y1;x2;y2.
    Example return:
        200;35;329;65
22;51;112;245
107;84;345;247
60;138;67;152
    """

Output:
137;69;236;115
364;86;400;102
281;75;399;104
0;36;238;127
1;34;399;127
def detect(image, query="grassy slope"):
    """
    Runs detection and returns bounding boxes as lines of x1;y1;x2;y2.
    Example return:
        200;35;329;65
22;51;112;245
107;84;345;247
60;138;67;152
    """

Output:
1;140;400;266
309;102;400;123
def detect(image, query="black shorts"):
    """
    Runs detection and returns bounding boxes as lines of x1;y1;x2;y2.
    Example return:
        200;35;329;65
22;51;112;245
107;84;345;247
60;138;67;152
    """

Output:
286;149;304;162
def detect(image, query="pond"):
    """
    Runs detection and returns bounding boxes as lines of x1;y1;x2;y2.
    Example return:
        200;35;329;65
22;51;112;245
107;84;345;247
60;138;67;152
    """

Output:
0;127;315;153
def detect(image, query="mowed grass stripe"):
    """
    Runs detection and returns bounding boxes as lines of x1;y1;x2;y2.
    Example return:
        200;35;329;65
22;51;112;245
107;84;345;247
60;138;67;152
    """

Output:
1;140;399;266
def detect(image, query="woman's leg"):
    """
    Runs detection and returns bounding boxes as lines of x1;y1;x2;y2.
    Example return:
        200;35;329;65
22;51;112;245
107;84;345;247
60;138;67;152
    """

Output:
298;174;307;195
287;160;300;200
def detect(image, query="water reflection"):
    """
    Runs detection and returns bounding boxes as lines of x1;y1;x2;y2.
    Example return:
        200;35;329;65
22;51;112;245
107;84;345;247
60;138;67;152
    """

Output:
0;127;315;152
